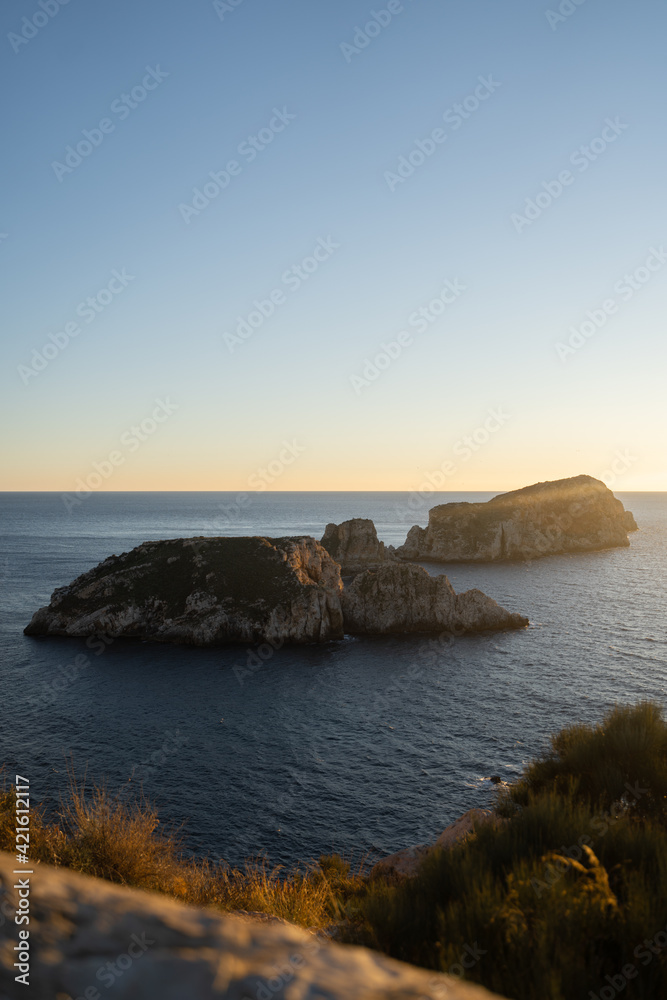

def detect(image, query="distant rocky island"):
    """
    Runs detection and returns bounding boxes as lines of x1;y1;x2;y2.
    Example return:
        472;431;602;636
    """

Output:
396;474;637;562
23;476;638;647
24;534;527;647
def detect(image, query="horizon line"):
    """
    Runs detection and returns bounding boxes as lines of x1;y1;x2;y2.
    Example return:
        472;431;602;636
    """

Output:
0;489;660;495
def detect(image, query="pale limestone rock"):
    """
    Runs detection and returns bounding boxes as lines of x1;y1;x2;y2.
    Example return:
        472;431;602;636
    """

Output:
368;843;432;881
369;809;500;880
396;475;638;563
435;809;499;849
341;563;528;634
0;853;506;1000
321;518;393;573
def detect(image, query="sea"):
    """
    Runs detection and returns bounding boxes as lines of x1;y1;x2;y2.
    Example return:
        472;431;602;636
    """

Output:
1;491;665;869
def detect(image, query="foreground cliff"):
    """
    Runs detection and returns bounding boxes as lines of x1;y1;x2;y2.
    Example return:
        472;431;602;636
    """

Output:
24;536;528;644
396;475;638;563
24;536;345;646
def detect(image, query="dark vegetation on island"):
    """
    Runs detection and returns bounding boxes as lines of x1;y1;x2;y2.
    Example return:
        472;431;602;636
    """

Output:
3;702;667;999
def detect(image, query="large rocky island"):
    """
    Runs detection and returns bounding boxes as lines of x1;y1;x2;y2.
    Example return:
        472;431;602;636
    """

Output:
396;475;637;563
24;535;527;646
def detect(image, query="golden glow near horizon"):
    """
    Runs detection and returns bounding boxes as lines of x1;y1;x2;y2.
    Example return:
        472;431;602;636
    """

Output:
0;404;661;492
5;354;665;492
1;447;660;493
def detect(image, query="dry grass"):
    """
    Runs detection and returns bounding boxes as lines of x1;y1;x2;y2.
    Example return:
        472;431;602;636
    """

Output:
0;773;366;930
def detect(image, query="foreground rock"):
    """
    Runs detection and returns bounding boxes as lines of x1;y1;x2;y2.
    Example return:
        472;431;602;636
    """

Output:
370;809;499;880
342;563;528;634
0;853;505;1000
396;475;638;563
24;536;345;646
321;518;394;573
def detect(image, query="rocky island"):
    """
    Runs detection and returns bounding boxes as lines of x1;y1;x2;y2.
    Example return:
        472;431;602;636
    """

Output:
321;517;394;573
24;536;345;646
24;535;527;646
342;562;528;634
396;474;638;563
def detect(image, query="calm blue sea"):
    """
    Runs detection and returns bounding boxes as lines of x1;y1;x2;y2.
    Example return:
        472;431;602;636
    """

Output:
1;491;665;868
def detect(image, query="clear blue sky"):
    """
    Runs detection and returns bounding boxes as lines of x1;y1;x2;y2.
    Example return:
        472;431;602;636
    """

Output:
2;0;665;491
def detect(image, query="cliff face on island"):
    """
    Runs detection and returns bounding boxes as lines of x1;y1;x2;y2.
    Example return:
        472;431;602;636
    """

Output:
24;536;528;645
396;475;638;563
320;518;393;573
24;536;345;646
342;563;528;634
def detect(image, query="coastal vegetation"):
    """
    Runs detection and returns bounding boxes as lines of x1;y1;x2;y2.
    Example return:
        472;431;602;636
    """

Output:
0;775;365;929
2;702;666;998
361;701;667;999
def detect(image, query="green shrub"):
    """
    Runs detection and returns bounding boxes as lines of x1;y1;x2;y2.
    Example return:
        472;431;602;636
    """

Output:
507;701;667;821
359;703;667;1000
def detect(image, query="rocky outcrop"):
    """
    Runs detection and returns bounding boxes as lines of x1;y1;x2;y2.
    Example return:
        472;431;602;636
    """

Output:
24;536;345;646
321;518;394;573
396;475;638;563
24;537;529;646
0;853;505;1000
368;842;432;881
369;809;499;880
624;509;639;532
342;562;528;634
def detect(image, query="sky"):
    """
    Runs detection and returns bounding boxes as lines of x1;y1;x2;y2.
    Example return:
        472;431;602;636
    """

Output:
1;0;666;492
